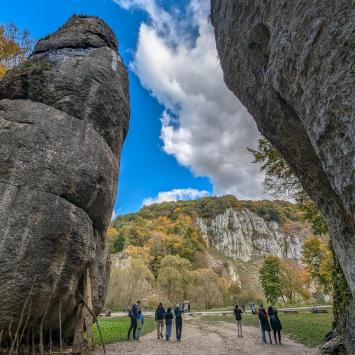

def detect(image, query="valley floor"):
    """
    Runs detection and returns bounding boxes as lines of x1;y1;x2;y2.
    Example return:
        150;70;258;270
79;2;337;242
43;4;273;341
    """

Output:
94;317;318;355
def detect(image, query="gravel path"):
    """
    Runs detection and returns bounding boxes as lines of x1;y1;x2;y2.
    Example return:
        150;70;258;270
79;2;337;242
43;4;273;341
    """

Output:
94;318;318;355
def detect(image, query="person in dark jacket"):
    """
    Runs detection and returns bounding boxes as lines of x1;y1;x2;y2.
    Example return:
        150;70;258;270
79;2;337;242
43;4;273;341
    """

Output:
127;303;138;340
233;304;243;337
268;306;282;344
155;303;166;339
174;304;183;341
258;304;272;344
165;307;174;340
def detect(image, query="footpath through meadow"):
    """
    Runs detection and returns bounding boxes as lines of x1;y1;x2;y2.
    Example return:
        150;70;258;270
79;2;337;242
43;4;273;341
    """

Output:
94;317;318;355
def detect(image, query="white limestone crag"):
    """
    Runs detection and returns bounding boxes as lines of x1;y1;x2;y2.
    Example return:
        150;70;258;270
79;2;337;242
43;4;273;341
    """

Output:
196;208;310;262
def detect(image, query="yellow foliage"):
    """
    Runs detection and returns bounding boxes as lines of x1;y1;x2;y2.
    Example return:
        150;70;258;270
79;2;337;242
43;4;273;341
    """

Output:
0;64;7;79
124;245;150;263
0;23;34;74
107;226;118;239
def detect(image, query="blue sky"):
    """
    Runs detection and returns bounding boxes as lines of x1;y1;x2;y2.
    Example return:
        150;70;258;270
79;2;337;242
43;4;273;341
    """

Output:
1;0;268;216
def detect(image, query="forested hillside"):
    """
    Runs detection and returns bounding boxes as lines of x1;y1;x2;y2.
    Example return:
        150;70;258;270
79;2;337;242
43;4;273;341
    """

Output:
105;196;330;310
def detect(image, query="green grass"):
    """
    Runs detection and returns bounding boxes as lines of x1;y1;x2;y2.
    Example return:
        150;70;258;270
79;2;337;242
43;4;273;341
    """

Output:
93;316;155;345
200;312;332;348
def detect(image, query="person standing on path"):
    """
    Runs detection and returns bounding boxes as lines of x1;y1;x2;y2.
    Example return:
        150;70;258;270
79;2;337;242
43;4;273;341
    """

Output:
155;302;166;339
268;306;282;345
165;307;174;341
233;304;243;337
136;310;144;341
174;304;183;342
257;304;272;344
127;303;138;340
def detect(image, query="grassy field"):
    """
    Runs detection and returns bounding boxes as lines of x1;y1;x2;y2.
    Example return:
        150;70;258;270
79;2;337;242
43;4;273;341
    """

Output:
93;316;156;345
200;312;332;348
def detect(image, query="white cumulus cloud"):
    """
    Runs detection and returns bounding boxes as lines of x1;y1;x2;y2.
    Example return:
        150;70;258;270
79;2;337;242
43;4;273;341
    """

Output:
114;0;269;200
142;188;209;206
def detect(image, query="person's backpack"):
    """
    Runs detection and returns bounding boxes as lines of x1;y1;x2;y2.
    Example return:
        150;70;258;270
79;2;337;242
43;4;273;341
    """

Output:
258;310;266;321
234;309;242;321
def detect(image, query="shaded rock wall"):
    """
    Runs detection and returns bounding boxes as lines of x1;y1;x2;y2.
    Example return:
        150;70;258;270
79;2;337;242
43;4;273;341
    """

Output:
0;16;129;344
196;208;309;262
211;1;354;353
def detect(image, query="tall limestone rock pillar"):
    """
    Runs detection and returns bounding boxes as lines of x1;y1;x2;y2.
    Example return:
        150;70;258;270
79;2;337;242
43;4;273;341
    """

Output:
211;1;354;353
0;16;129;346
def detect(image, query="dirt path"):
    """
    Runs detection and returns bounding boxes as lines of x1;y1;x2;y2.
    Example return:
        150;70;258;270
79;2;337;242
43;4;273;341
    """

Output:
94;318;318;355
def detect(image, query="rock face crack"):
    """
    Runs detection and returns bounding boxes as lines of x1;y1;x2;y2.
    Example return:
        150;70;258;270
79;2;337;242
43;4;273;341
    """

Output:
0;15;129;346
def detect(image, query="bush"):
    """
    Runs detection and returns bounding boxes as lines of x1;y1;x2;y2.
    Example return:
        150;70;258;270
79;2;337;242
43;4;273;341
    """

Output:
112;236;125;253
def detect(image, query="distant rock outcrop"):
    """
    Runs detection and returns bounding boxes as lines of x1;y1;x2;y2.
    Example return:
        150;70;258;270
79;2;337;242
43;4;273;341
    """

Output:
0;16;129;347
197;208;309;262
211;1;354;353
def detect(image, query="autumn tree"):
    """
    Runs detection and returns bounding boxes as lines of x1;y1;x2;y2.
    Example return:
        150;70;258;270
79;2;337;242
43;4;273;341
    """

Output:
158;267;182;303
106;259;153;309
157;255;192;303
190;269;228;309
302;235;333;294
281;259;310;301
0;23;34;78
259;256;283;304
249;136;334;293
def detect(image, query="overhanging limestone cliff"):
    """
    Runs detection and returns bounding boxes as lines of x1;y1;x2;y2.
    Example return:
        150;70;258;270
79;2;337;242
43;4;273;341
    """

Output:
0;16;129;347
211;1;354;353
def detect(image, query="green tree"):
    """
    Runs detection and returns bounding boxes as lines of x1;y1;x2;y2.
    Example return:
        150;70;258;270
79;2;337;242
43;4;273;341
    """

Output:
179;227;206;267
298;199;328;237
259;256;283;304
112;236;125;253
248;137;303;199
249;136;328;235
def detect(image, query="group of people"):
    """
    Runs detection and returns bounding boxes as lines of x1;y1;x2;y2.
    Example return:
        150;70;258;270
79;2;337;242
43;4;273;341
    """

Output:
128;300;282;345
127;301;184;342
233;303;283;345
155;303;183;341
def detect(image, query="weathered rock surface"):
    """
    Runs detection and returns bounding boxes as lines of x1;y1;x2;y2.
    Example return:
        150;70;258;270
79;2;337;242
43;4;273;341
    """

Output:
211;1;354;352
197;208;309;262
206;253;241;287
0;16;129;345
